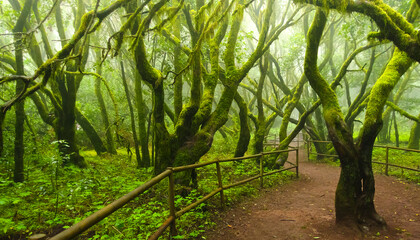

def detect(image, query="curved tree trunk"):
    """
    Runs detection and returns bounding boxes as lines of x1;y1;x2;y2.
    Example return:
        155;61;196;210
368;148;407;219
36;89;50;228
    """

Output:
75;108;107;155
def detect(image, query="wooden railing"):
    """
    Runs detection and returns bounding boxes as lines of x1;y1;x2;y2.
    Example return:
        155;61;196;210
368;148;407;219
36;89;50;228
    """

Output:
50;148;299;240
307;140;420;175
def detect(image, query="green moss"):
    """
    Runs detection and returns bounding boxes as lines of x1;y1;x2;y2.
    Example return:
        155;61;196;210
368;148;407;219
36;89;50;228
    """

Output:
223;4;244;71
362;49;413;133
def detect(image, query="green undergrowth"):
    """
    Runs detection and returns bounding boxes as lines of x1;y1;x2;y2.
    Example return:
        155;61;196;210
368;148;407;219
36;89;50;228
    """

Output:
372;147;420;184
0;142;295;239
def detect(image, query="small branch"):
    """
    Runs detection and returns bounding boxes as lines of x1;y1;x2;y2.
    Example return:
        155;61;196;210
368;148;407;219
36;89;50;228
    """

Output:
386;101;420;123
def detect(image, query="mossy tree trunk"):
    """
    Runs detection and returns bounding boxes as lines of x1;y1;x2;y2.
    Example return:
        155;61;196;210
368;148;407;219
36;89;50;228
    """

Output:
408;112;420;149
252;57;269;154
134;72;151;167
173;7;183;122
75;108;107;154
233;92;250;157
378;67;413;143
94;50;116;154
304;8;414;225
120;61;142;167
12;0;33;182
0;111;5;158
130;0;280;185
53;0;89;167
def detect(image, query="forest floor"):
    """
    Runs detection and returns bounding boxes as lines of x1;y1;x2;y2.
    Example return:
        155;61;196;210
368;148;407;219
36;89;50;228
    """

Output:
206;147;420;240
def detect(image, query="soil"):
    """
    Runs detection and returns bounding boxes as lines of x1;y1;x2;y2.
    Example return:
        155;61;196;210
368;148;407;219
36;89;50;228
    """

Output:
206;146;420;240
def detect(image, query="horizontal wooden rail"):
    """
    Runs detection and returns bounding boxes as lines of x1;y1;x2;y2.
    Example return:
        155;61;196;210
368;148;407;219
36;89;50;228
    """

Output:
374;145;420;153
172;160;219;172
263;167;295;177
309;152;339;158
219;153;263;162
50;148;299;240
372;161;419;172
224;175;261;189
307;140;420;175
262;149;297;154
309;140;332;143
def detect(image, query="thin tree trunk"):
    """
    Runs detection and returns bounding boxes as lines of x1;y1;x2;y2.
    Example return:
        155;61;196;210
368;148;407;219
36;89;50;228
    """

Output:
234;92;250;157
393;111;399;147
120;61;141;167
135;72;150;167
12;0;33;182
408;113;420;149
75;108;107;155
95;50;116;154
0;111;4;157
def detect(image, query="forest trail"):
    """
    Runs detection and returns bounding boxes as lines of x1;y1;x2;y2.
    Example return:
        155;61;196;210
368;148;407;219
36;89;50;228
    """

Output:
206;147;420;240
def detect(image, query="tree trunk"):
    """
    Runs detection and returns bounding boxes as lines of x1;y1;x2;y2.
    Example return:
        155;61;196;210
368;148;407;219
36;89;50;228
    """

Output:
12;0;33;182
14;82;25;182
234;92;250;157
408;113;420;149
120;61;142;167
135;72;150;167
393;111;399;147
253;57;268;154
0;111;4;157
75;108;107;155
95;50;116;154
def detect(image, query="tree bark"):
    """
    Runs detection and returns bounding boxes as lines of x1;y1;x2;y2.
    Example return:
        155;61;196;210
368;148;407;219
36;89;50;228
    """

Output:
135;72;150;167
408;112;420;149
75;108;107;155
95;50;116;154
234;92;250;157
12;0;33;182
120;61;142;167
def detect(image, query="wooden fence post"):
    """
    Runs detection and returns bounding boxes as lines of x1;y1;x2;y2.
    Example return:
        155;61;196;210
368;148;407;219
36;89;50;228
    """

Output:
296;148;299;178
385;147;389;176
168;168;177;237
260;154;264;188
216;161;225;208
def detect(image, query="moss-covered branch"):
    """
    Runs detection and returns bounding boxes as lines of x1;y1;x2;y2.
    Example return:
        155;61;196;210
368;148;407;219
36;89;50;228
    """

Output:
1;0;137;112
295;0;420;63
358;49;413;147
385;101;420;123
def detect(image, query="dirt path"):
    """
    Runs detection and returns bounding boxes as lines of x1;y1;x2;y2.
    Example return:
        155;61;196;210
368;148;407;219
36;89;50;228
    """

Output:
206;148;420;240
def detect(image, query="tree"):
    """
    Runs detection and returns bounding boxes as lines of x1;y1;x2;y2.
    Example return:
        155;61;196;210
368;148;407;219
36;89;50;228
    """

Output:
301;0;418;225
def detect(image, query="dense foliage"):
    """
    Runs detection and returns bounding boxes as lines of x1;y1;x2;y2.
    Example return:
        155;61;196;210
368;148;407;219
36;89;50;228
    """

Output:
0;0;419;238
